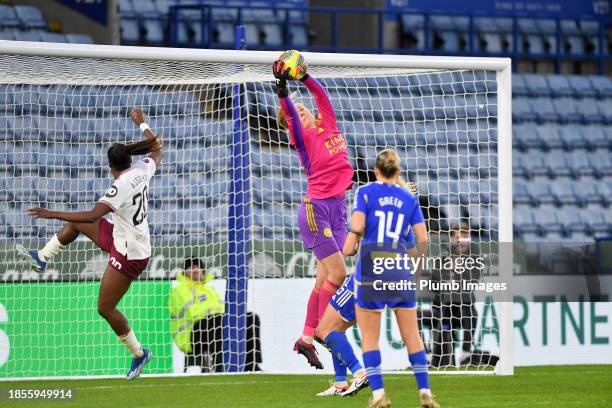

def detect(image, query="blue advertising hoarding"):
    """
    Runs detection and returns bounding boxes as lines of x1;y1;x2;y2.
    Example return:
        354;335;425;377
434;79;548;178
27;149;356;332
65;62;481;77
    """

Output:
387;0;610;19
56;0;108;25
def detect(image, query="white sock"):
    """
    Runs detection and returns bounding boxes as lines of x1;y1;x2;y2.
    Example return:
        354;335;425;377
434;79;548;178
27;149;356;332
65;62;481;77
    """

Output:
38;234;64;262
419;388;432;397
334;381;348;387
372;388;385;400
461;350;471;361
118;330;143;359
301;335;314;344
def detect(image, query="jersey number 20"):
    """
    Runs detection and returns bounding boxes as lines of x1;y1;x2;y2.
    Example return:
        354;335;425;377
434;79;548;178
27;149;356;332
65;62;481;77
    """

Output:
132;186;148;226
374;210;404;242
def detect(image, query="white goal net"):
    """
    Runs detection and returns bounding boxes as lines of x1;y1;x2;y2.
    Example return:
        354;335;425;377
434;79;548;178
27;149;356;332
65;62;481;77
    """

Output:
0;43;512;379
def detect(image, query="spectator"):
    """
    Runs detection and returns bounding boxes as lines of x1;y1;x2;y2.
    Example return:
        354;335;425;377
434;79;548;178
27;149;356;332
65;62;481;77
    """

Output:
169;257;225;372
430;223;481;367
169;257;263;372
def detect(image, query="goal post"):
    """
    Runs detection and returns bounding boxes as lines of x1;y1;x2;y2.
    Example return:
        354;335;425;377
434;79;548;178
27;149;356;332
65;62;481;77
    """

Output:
0;41;512;379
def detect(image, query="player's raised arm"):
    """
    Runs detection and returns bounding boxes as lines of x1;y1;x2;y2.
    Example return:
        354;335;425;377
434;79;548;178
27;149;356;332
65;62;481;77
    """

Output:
274;60;306;151
299;73;337;129
127;108;163;167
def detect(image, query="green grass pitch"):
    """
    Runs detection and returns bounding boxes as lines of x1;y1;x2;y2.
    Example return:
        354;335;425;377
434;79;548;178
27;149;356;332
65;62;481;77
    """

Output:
2;365;610;407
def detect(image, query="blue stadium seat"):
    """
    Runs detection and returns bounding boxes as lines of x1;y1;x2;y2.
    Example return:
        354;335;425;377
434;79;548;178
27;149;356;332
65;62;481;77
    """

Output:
583;207;610;234
40;32;66;43
65;33;94;44
567;75;597;97
536;125;565;150
534;206;564;234
581;125;609;149
575;99;605;123
546;75;573;97
549;179;578;206
590;76;612;98
13;31;41;42
512;75;528;96
9;116;41;142
14;5;47;30
524;151;551;177
0;31;15;40
512;97;534;122
524;74;552;96
515;206;538;234
567;150;595;177
576;178;608;205
121;17;140;44
600;101;612;124
513;179;531;204
558;125;588;149
531;98;558;122
553;98;581;123
589;150;612;177
0;5;20;28
528;178;556;205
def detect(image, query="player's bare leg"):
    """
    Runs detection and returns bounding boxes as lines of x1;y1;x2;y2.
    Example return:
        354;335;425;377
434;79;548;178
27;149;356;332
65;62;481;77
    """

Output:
395;309;439;408
357;307;390;407
294;261;328;369
16;220;101;272
98;265;151;380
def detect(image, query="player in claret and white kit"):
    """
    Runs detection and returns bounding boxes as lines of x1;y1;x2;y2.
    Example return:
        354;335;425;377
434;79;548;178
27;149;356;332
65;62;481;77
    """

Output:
16;108;162;380
274;51;354;369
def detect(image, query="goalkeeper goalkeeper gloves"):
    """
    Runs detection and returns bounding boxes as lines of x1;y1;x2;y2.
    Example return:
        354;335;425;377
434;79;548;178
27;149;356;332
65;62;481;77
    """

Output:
273;59;290;97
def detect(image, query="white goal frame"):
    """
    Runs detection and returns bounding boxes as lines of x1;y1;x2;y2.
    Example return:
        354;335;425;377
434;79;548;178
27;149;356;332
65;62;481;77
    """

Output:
0;41;513;377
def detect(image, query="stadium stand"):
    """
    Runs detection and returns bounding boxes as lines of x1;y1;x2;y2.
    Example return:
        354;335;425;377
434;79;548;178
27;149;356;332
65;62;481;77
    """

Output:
0;72;610;243
0;4;94;44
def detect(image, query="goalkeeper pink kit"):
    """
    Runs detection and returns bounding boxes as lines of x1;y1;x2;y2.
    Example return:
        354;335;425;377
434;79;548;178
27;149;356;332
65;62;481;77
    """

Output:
279;76;354;260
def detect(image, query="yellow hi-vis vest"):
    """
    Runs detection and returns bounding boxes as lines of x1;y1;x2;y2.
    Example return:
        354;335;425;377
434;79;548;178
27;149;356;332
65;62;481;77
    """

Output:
169;272;225;353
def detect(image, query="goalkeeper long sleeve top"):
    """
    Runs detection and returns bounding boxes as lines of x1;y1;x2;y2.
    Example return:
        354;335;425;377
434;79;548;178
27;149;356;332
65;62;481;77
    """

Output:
279;75;354;199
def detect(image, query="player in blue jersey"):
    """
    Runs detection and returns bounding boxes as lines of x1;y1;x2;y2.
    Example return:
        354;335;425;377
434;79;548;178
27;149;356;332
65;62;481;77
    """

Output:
343;149;439;408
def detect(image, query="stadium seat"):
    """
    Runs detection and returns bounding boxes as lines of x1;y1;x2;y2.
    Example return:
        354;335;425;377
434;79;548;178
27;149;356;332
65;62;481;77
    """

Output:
142;18;165;45
527;178;556;205
13;31;41;42
39;32;66;43
567;75;597;97
546;76;573;97
512;97;534;122
534;206;564;234
589;150;612;177
0;5;20;28
512;75;528;96
523;74;552;96
536;125;564;149
549;179;578;206
558;125;588;149
531;98;558;122
553;98;581;123
566;150;595;177
581;125;609;149
65;33;94;44
400;14;425;48
575;99;605;123
515;206;538;234
14;5;47;30
121;17;140;45
590;76;612;98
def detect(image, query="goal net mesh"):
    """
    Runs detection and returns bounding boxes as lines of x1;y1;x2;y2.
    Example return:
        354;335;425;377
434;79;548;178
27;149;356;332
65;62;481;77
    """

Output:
0;53;500;378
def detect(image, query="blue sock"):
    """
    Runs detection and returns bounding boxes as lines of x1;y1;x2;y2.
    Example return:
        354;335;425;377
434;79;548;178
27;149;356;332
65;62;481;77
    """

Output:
332;353;347;383
409;350;430;390
363;350;384;391
325;331;364;375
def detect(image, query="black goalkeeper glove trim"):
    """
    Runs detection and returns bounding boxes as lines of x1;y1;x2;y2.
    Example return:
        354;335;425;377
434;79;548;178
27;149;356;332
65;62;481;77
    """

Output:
298;73;310;82
276;78;288;98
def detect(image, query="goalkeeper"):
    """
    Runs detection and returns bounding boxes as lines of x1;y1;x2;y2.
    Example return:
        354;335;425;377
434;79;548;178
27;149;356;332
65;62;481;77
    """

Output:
16;108;162;380
274;51;354;369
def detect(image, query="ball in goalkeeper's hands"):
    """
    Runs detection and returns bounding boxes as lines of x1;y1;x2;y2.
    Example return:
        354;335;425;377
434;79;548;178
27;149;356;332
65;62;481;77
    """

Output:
277;50;307;80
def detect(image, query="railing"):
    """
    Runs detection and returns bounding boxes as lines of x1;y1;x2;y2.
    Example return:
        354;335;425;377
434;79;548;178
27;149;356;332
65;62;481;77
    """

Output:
168;4;610;74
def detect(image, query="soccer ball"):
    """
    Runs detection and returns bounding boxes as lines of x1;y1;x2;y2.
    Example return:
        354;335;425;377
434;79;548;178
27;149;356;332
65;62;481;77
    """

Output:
278;50;307;80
